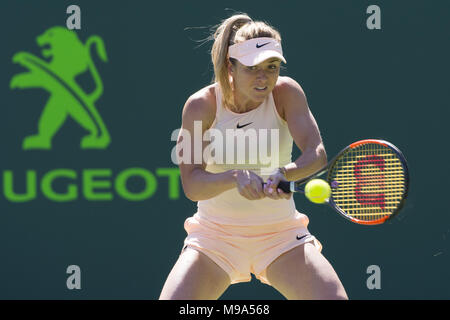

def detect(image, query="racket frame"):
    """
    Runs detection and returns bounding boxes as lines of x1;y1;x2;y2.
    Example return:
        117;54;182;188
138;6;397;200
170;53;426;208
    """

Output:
281;139;410;225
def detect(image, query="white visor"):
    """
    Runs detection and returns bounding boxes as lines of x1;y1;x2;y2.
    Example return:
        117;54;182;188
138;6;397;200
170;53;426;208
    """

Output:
228;37;286;66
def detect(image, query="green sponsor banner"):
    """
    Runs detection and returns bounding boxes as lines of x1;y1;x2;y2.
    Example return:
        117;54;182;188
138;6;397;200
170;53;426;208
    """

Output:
3;167;180;202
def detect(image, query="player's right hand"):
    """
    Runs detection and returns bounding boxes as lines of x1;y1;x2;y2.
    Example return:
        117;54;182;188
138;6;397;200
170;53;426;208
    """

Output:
234;170;266;200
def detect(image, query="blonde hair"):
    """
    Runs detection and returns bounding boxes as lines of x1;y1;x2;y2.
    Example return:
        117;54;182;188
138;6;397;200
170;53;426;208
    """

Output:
210;14;282;110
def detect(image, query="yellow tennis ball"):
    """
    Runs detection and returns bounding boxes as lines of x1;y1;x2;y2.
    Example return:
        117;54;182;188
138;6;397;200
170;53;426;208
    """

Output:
305;179;331;204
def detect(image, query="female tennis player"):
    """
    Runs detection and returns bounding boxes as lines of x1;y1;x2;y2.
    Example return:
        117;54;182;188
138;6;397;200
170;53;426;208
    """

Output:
159;14;348;300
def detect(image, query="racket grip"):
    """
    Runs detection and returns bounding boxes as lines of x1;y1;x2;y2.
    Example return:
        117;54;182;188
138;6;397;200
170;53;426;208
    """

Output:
261;181;292;193
277;181;291;193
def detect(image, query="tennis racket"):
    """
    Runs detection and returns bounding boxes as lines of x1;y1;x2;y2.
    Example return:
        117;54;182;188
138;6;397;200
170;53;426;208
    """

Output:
277;139;409;225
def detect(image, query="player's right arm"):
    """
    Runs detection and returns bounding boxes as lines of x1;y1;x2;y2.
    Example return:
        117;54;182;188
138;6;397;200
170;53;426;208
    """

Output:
178;87;265;201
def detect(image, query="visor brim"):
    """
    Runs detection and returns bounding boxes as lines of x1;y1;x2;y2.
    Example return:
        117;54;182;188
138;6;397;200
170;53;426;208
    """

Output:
236;50;287;67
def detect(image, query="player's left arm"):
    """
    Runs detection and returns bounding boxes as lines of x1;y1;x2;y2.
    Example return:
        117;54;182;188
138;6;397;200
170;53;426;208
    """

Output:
274;76;327;182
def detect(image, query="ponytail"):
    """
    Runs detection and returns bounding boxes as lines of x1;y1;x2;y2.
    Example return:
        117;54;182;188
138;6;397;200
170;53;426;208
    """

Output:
211;14;252;108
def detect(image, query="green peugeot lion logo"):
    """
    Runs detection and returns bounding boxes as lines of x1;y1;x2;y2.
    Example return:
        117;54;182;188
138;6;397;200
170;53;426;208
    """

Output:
10;26;110;150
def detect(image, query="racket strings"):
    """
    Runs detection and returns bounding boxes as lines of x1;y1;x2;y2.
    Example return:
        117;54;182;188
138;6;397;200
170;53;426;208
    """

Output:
329;142;407;223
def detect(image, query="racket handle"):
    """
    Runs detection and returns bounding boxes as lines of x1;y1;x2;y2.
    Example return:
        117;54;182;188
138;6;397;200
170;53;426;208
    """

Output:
277;181;291;193
261;181;292;193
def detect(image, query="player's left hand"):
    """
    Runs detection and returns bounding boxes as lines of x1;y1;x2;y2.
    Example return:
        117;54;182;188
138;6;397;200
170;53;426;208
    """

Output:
264;169;292;200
